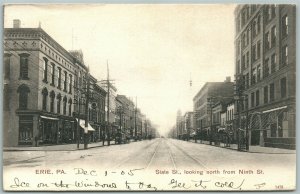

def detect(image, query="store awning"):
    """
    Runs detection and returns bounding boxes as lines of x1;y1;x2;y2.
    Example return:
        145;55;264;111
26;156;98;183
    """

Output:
262;106;287;113
76;119;96;132
40;115;59;120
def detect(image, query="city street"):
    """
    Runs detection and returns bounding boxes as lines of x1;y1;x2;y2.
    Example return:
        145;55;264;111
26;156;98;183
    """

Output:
4;138;295;170
3;138;296;191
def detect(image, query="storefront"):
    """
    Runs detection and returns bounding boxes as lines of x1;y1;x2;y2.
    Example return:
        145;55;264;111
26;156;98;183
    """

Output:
18;115;34;145
39;115;59;145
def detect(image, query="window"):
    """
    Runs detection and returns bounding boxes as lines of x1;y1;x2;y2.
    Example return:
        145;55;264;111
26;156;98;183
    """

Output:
19;53;30;79
252;20;257;37
256;90;260;106
251;68;256;85
242;33;246;48
257;15;261;32
282;15;288;38
237;60;240;73
50;63;55;85
281;77;287;98
281;45;288;67
270;83;275;102
271;54;276;73
252;45;256;61
57;94;61;114
68;99;72;116
63;96;67;115
64;71;68;92
69;74;72;94
257;65;261;82
50;91;55;112
57;67;62;89
265;32;270;50
4;53;11;80
251;92;255;107
17;84;30;110
246;52;249;68
257;41;261;59
271;26;276;47
19;116;33;144
263;58;270;77
43;57;48;82
264;86;268;104
42;88;48;111
246;73;249;88
241;55;245;70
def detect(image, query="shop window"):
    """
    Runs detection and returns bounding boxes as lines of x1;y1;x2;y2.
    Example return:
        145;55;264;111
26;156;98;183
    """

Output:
17;84;30;110
19;53;30;79
19;116;33;145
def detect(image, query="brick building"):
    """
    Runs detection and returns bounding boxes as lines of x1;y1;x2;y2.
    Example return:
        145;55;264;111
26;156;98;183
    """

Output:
3;20;90;146
193;77;234;141
234;5;296;149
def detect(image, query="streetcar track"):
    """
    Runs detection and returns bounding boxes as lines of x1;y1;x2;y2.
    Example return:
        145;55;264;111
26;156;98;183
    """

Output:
168;139;208;169
113;139;160;169
145;139;162;169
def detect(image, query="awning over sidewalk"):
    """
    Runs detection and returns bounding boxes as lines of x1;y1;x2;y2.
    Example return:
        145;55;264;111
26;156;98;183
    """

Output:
76;119;96;132
40;115;59;121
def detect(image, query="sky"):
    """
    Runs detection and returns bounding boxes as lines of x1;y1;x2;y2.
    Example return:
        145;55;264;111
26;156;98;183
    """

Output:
4;4;236;136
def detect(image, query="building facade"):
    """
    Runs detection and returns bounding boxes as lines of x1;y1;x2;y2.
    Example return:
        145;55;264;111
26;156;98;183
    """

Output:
3;20;88;146
234;5;296;149
193;77;234;141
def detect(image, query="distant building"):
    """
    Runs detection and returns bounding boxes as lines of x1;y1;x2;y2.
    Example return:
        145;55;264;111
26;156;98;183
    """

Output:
234;5;296;149
193;77;234;141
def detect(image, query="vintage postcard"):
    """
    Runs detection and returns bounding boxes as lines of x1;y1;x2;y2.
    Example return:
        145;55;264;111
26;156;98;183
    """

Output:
2;4;296;191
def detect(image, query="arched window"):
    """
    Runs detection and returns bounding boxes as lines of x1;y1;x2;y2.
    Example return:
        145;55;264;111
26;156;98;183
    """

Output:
63;96;67;115
4;53;12;80
68;99;72;116
19;53;30;79
50;91;55;113
17;84;30;110
56;93;61;114
42;88;48;111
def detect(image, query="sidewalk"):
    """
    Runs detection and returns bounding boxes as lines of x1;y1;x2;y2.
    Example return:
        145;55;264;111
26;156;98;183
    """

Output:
187;139;296;154
3;140;117;152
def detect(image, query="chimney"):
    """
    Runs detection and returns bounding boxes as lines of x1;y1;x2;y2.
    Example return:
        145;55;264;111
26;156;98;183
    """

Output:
13;19;21;28
225;76;231;82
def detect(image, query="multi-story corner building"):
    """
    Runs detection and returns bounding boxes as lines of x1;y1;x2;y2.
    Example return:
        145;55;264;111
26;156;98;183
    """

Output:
3;20;89;147
193;77;234;141
234;5;296;149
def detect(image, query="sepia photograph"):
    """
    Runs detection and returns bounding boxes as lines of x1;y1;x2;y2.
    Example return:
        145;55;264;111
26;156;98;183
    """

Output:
2;3;296;191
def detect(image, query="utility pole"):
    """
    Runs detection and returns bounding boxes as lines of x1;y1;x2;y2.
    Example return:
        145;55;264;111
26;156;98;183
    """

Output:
106;61;111;146
84;67;90;149
134;96;137;141
77;96;81;149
